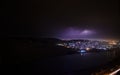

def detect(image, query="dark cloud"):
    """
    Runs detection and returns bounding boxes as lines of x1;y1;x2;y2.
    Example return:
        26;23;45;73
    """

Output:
1;0;119;39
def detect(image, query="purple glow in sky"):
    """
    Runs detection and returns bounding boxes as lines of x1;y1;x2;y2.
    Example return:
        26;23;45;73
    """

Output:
80;30;93;35
57;27;96;39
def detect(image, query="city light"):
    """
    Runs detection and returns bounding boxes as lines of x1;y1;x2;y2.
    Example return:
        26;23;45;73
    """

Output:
86;48;90;51
109;41;117;45
80;50;86;53
57;44;64;46
57;39;119;52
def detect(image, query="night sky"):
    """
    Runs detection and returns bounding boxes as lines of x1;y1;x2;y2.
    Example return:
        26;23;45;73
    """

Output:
1;0;119;39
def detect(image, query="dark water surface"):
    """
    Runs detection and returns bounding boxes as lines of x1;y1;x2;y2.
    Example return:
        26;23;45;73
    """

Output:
12;49;120;75
21;50;118;75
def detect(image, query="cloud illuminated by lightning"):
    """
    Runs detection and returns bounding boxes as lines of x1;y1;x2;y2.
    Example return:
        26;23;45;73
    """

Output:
57;27;96;39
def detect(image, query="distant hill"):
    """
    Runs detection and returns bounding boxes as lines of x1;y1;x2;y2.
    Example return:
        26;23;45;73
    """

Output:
1;37;76;63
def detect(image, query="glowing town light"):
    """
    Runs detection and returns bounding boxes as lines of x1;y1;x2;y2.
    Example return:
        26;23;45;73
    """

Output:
112;42;117;45
57;43;64;46
80;50;86;53
103;48;107;50
86;48;90;51
66;46;70;48
109;41;117;45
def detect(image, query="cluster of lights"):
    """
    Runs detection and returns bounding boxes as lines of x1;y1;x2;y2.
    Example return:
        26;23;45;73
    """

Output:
109;41;117;45
57;39;119;52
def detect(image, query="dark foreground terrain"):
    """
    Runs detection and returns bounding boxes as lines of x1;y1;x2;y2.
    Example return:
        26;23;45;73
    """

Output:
2;37;77;74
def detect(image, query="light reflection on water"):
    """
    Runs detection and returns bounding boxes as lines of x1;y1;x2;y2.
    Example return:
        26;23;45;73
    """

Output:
34;49;120;74
78;49;119;59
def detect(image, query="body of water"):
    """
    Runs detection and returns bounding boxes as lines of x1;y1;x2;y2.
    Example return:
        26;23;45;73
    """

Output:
28;50;119;75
